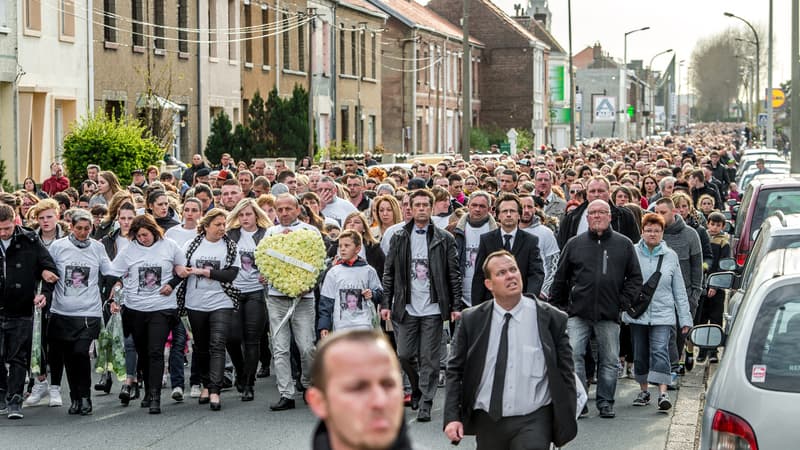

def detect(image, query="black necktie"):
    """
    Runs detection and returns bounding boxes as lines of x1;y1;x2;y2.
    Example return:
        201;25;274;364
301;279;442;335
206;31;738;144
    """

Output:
503;234;512;251
415;229;426;234
489;312;512;421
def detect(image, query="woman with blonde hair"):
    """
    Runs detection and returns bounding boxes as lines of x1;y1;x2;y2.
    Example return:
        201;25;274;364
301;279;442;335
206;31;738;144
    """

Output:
370;195;401;240
224;198;271;401
89;171;123;207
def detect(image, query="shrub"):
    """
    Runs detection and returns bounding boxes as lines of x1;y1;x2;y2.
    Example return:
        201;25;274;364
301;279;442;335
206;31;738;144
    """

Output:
62;114;164;187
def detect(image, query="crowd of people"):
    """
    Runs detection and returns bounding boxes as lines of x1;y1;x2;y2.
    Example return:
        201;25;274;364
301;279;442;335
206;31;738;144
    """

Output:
0;123;743;448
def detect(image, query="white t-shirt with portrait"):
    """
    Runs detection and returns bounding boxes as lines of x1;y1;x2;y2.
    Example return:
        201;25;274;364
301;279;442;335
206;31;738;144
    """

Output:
184;238;240;312
165;225;198;249
462;222;490;307
233;229;263;293
107;239;186;312
406;229;441;317
48;238;113;318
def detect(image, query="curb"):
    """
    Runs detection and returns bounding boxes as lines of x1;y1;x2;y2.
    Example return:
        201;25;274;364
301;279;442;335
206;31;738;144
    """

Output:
664;363;709;450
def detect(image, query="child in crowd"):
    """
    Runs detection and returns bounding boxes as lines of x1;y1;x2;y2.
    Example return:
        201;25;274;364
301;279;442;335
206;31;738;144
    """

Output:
696;212;731;363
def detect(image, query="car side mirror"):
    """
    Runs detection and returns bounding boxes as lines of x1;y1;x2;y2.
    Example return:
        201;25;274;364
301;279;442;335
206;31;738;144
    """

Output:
718;258;737;271
707;272;735;289
689;324;725;349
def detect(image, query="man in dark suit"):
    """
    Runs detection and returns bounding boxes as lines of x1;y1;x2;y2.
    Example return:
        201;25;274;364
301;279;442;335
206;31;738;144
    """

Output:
472;193;545;305
444;250;578;449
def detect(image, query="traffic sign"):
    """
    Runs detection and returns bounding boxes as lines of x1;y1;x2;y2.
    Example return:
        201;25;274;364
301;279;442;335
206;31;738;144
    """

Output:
771;88;786;109
593;96;616;122
758;113;768;127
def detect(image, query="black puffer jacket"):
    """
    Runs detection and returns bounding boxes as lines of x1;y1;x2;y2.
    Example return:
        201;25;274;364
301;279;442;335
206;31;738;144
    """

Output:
382;221;462;320
557;200;640;248
550;229;643;323
0;226;58;317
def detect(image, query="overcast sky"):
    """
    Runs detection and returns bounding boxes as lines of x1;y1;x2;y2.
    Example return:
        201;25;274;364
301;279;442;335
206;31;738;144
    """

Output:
487;0;792;94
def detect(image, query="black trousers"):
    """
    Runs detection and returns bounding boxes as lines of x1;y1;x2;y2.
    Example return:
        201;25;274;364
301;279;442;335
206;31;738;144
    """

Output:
696;292;724;326
0;315;33;401
473;405;554;450
226;290;267;387
122;307;178;394
49;338;93;400
188;309;232;395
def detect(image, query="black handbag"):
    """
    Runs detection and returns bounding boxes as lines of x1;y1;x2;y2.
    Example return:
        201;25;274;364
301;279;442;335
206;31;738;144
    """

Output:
627;255;664;319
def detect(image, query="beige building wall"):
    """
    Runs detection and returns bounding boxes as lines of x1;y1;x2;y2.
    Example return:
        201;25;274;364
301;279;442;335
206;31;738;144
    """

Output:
92;0;199;161
17;0;89;183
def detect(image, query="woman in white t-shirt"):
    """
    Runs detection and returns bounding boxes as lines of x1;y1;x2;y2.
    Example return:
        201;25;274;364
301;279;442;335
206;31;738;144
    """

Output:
45;210;114;416
107;214;188;414
165;197;202;249
225;198;270;401
176;208;240;411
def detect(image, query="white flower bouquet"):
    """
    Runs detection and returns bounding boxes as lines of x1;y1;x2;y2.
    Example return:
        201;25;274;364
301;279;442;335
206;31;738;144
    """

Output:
255;229;326;298
95;313;127;381
30;308;43;375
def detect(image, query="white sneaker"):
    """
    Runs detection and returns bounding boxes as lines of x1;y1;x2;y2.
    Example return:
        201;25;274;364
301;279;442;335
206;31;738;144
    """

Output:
171;386;184;402
48;386;63;407
190;385;201;398
24;380;49;406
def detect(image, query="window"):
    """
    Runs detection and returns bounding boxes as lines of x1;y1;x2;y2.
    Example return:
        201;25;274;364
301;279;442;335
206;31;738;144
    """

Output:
131;0;144;46
228;0;236;61
178;0;188;53
0;0;7;29
208;0;217;57
341;106;349;143
60;0;75;39
350;29;356;75
244;3;252;64
105;100;124;120
24;0;41;32
339;27;346;75
368;115;375;150
360;28;365;78
261;7;269;66
153;0;165;50
282;14;290;69
298;24;304;72
416;50;421;84
371;33;376;78
746;285;800;393
103;0;116;42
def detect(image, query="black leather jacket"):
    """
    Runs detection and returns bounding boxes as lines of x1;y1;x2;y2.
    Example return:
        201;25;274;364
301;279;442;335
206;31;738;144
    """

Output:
381;221;462;320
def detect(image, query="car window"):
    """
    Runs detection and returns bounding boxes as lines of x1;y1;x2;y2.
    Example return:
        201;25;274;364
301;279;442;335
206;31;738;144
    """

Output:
740;230;769;290
751;190;800;237
745;284;800;393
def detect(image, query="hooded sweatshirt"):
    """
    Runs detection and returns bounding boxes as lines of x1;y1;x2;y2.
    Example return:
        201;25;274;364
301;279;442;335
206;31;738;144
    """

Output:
662;215;703;310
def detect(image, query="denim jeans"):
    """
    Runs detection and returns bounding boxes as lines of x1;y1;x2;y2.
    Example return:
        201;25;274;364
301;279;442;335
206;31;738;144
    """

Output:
630;324;673;386
267;296;316;398
187;309;232;395
169;320;187;389
568;317;619;408
0;315;33;400
227;290;267;387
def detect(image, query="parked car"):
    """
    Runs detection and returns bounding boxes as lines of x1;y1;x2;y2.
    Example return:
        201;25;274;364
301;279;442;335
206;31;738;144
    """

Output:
737;165;791;189
724;213;800;332
736;154;788;179
692;250;800;450
731;175;800;266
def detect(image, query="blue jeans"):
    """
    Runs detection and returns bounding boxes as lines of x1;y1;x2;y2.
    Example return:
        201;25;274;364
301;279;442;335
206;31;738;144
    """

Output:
568;317;619;408
630;324;673;386
169;320;187;389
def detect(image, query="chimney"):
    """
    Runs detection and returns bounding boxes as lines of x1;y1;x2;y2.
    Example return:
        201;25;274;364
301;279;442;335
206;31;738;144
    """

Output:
533;13;547;29
592;43;602;61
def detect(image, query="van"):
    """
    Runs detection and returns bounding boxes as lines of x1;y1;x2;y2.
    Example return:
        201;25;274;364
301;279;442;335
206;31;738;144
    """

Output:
731;175;800;266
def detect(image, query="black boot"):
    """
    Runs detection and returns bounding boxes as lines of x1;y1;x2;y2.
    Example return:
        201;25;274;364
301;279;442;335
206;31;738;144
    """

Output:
94;371;113;394
141;390;151;408
68;397;81;415
241;386;254;402
148;390;161;414
79;397;93;416
119;384;132;406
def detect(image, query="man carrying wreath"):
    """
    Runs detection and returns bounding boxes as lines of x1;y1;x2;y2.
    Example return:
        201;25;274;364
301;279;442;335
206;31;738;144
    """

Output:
265;193;323;411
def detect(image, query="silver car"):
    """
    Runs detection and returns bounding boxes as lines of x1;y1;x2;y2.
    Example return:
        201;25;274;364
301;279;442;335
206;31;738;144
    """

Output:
693;251;800;449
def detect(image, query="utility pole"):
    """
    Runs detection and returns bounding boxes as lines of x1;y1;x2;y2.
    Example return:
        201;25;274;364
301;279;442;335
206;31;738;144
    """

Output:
460;0;471;160
568;0;575;146
766;0;774;148
792;0;800;172
307;9;316;159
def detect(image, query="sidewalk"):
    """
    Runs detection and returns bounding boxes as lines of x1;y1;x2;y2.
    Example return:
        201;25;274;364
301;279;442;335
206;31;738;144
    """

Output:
664;362;717;450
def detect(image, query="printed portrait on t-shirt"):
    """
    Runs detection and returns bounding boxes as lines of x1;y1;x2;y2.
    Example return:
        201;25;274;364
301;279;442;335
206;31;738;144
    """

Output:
195;259;220;288
338;289;365;321
466;247;478;269
411;259;429;282
65;265;90;297
239;251;256;273
138;266;162;294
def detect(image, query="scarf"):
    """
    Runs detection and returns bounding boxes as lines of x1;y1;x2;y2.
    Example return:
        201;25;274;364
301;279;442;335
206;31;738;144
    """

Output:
467;216;490;228
175;234;241;315
69;234;92;249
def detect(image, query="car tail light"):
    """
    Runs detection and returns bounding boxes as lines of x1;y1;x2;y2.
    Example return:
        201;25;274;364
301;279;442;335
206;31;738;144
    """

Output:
711;409;758;450
736;252;748;266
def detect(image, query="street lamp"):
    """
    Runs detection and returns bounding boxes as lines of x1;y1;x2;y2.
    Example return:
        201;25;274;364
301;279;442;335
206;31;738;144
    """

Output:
622;26;649;140
724;12;760;120
647;48;672;135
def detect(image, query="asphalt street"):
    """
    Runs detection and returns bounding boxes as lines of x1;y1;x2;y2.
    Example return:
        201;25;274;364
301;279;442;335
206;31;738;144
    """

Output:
1;369;678;449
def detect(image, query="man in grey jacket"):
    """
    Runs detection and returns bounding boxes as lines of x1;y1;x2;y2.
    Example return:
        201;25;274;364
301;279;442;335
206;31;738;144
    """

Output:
653;198;703;378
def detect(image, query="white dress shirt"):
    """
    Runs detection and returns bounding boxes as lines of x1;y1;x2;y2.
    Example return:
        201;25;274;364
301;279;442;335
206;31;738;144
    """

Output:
474;296;552;417
499;227;519;251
